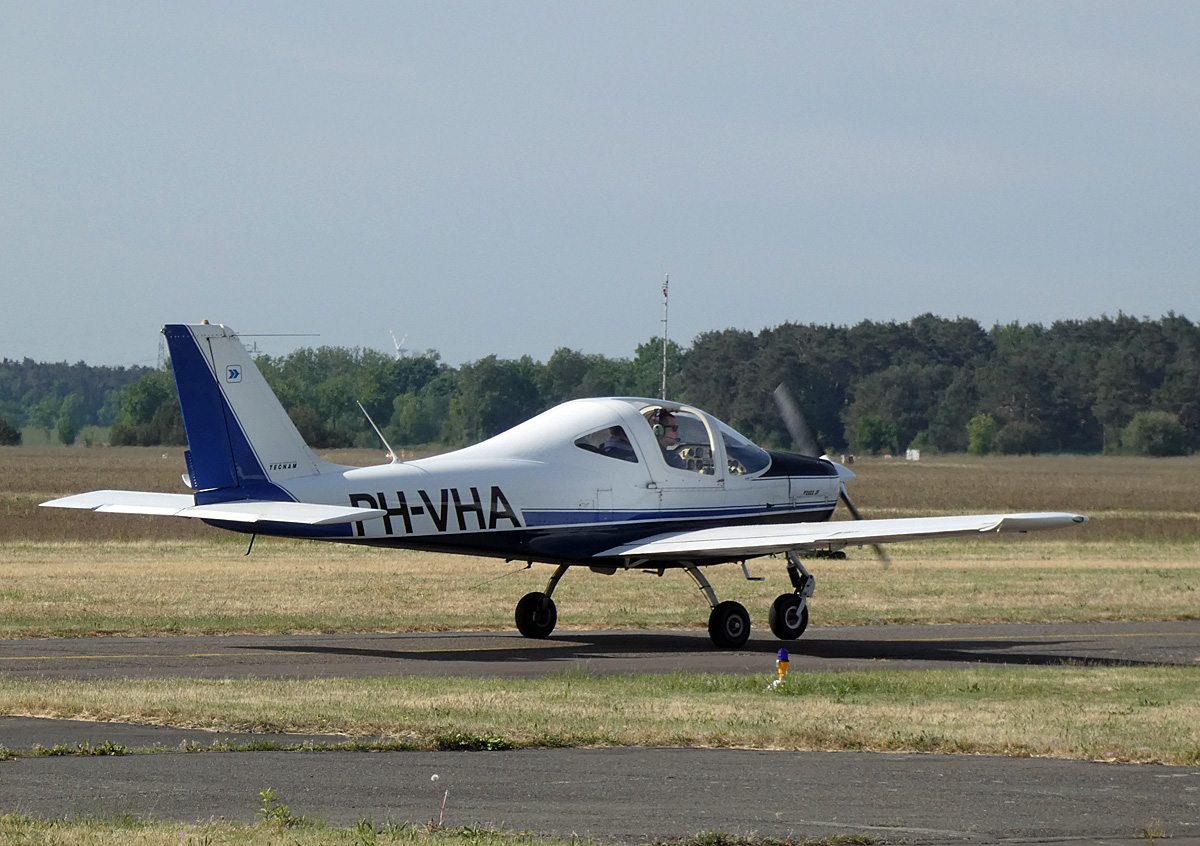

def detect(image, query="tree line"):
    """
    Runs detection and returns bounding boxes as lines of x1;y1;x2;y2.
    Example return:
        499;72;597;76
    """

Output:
0;358;153;446
3;313;1198;456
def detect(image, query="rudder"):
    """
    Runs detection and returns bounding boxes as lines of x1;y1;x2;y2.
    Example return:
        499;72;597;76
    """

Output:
163;323;333;498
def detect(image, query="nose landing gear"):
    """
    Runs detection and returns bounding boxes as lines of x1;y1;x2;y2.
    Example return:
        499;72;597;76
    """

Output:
514;563;568;639
769;551;815;640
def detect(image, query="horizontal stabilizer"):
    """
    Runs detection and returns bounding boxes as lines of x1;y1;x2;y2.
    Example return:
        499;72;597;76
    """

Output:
41;490;387;526
597;512;1088;559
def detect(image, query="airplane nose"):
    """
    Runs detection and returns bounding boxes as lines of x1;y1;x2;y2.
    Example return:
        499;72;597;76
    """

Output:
827;459;856;481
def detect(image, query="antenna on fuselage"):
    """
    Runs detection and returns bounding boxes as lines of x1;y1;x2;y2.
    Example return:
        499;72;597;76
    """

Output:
357;401;402;464
660;275;669;399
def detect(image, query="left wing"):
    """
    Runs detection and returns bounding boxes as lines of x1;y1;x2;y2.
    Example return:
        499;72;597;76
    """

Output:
40;490;386;526
597;512;1087;560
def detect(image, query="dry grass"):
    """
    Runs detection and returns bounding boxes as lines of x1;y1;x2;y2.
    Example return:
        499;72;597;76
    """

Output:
0;446;389;543
2;447;1199;636
842;454;1200;544
0;540;1197;637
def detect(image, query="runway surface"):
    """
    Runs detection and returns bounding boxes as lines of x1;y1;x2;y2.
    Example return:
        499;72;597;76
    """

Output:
2;621;1198;844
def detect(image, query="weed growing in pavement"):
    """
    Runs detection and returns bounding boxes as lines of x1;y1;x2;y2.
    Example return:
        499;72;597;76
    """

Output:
31;740;127;757
255;787;298;828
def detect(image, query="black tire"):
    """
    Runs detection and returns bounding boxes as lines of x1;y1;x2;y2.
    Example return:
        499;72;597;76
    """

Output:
768;593;809;640
707;600;751;649
515;591;557;639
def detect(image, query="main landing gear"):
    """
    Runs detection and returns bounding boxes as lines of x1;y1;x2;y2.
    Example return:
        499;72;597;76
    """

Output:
685;551;815;649
684;566;752;649
513;553;818;649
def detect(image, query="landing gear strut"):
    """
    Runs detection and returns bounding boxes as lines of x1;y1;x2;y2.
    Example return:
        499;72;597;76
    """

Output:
769;551;815;640
686;565;751;649
515;563;568;639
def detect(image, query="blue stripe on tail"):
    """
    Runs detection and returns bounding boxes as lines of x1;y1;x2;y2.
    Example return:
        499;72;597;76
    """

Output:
163;324;291;504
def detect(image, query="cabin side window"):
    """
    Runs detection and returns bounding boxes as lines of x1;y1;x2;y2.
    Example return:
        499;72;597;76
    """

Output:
574;426;638;463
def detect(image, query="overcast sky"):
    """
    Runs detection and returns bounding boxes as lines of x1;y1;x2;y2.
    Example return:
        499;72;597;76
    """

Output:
3;2;1197;367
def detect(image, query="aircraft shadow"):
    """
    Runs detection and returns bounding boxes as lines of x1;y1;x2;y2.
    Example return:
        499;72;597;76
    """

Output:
238;629;1173;670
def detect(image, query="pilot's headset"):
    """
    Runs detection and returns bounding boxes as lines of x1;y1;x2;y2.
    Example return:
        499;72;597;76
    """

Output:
650;408;670;438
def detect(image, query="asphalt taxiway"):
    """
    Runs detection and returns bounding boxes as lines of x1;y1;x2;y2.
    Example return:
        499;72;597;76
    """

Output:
1;620;1197;682
1;621;1198;843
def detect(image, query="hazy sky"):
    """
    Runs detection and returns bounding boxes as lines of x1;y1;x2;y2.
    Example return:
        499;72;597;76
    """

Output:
3;2;1198;367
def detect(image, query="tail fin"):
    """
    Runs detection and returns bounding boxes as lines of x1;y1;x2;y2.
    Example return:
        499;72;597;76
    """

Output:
163;323;336;498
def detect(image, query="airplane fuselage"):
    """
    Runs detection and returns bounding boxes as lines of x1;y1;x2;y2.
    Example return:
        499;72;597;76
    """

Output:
203;397;844;566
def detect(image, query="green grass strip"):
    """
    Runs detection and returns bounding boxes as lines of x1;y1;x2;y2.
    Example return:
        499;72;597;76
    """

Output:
2;667;1197;764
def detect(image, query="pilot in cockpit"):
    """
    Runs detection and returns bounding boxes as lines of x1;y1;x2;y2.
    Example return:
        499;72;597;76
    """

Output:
648;409;687;469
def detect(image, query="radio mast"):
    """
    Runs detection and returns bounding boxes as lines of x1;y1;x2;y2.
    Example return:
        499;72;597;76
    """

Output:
660;275;669;399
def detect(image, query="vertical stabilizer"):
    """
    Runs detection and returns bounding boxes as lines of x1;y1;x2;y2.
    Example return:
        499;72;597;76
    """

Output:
163;323;335;498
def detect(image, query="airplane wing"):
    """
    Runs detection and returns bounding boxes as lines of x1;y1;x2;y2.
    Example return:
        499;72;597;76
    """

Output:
597;512;1087;560
40;490;387;526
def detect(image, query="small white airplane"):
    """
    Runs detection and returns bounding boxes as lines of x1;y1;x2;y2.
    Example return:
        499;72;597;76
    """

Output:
42;323;1087;648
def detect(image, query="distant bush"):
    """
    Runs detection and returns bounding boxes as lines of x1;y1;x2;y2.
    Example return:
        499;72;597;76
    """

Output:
0;414;20;445
109;370;187;446
854;415;901;455
996;421;1044;455
966;413;998;456
1121;411;1187;456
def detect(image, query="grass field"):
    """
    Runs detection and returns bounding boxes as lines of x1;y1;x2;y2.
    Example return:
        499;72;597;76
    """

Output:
1;447;1197;637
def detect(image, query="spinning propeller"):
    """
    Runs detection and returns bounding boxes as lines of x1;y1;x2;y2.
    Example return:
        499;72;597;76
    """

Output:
772;384;890;564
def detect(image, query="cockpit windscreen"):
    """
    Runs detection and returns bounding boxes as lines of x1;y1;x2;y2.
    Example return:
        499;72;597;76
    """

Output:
716;419;770;475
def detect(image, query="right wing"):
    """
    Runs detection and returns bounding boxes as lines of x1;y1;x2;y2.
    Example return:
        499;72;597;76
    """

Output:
597;512;1087;560
40;490;386;526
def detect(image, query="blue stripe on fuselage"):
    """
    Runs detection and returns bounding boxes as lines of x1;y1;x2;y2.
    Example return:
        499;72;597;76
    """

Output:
521;501;836;527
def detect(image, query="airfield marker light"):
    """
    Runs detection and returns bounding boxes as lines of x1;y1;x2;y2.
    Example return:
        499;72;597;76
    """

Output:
768;648;789;689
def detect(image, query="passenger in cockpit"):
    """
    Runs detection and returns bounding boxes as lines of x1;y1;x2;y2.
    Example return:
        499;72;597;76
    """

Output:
598;427;636;461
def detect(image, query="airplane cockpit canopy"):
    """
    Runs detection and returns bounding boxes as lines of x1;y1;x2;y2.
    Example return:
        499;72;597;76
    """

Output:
635;402;771;476
452;397;776;479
